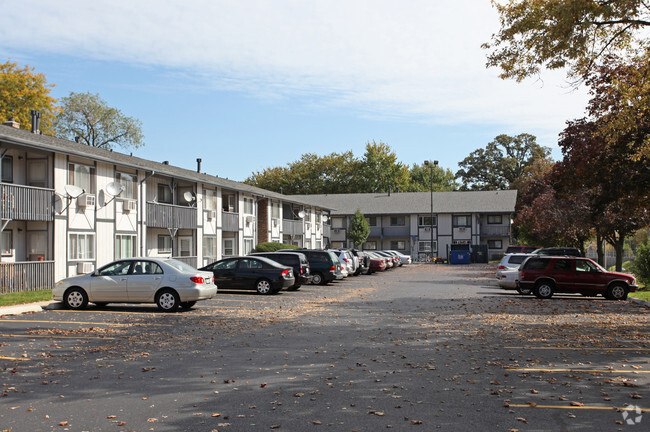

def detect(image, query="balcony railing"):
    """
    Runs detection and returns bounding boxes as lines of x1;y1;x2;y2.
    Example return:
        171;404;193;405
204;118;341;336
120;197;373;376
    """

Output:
322;224;331;238
282;219;304;236
147;202;197;229
222;211;239;231
381;226;410;238
0;183;54;221
480;225;510;237
0;261;55;293
171;256;198;268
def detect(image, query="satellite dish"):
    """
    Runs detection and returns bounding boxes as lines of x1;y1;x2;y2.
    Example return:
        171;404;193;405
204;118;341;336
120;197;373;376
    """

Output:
64;184;84;198
184;191;195;203
298;210;306;218
322;215;328;222
106;181;125;197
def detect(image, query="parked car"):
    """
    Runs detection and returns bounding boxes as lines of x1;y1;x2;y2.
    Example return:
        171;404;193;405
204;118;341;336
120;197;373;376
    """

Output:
367;251;393;269
517;256;638;299
330;249;357;276
386;250;412;265
367;255;387;273
349;249;369;275
200;256;294;295
496;253;534;278
497;269;519;289
505;245;541;254
249;251;312;290
378;251;401;267
280;249;341;285
532;247;582;257
53;258;217;311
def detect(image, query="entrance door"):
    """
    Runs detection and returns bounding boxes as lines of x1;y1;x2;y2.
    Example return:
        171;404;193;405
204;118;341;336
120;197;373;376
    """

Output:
178;236;193;257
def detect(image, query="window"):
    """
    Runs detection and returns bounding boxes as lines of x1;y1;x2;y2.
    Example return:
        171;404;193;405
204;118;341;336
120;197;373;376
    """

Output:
27;231;47;260
418;215;437;227
305;239;312;249
271;202;280;219
98;261;132;276
315;212;321;223
116;172;137;199
553;259;572;271
363;241;377;250
203;236;217;258
158;235;172;254
366;216;377;226
243;197;254;214
390;241;406;250
244;238;253;255
487;239;503;249
390;216;405;226
68;162;95;193
418;241;437;252
115;235;137;259
223;238;234;256
332;218;344;229
157;184;172;204
576;259;599;272
69;233;95;260
204;189;217;211
1;230;12;255
487;215;503;224
1;156;13;183
223;193;236;212
27;159;47;187
453;215;471;227
315;240;322;250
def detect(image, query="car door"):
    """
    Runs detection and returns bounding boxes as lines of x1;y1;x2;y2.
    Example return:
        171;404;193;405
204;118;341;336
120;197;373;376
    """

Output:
237;258;266;289
574;259;605;294
550;258;574;291
90;260;132;301
127;260;164;302
205;259;239;289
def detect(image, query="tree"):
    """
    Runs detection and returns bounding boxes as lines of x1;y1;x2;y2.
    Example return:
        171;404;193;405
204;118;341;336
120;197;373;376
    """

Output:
356;141;410;193
347;209;371;248
407;163;458;192
455;133;552;190
55;92;144;150
0;60;57;134
483;0;650;81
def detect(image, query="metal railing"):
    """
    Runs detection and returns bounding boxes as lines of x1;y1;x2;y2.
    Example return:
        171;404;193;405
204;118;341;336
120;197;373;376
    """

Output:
0;183;54;221
222;211;239;231
282;219;304;236
171;256;198;268
0;261;55;293
147;202;197;229
480;225;510;236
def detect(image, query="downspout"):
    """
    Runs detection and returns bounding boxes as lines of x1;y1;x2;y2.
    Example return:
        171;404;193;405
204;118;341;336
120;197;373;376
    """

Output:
139;171;155;256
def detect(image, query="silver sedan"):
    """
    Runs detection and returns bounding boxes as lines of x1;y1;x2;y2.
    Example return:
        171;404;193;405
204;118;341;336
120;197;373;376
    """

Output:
53;258;217;311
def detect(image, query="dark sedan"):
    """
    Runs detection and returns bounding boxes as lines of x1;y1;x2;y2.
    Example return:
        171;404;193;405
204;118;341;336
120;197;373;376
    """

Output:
200;256;295;295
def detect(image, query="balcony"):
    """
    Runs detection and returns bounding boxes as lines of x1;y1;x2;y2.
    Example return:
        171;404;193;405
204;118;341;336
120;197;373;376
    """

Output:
322;224;331;238
0;260;55;293
0;183;54;221
172;256;198;268
330;227;346;241
222;211;239;232
381;226;410;238
282;219;303;236
480;225;510;237
147;202;197;229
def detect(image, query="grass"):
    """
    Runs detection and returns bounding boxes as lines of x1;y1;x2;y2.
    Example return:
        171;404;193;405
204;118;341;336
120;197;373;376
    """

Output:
0;290;52;307
630;289;650;302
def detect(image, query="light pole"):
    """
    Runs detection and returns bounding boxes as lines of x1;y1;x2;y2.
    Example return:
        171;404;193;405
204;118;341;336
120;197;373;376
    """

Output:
423;160;438;261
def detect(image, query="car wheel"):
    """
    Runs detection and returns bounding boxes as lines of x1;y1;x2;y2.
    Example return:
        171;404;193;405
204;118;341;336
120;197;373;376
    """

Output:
516;286;532;295
180;301;197;309
64;287;89;310
256;278;273;295
311;272;323;285
606;283;628;300
156;289;180;311
533;281;554;299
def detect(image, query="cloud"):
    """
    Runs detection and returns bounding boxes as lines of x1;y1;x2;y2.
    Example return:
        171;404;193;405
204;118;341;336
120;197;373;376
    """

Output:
1;0;589;137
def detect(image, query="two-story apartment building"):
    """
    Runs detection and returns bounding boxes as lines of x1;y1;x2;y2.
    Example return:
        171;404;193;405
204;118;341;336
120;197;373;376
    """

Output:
0;121;331;292
293;191;517;260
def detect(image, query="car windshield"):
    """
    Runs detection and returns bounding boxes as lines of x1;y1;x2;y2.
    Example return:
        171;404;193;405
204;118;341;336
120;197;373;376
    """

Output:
164;259;196;273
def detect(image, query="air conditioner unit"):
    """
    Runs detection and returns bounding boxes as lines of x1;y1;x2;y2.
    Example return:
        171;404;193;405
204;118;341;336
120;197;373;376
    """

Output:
77;193;96;208
124;200;137;212
424;227;431;232
245;215;254;224
207;210;216;220
334;228;340;233
77;262;94;274
458;227;466;232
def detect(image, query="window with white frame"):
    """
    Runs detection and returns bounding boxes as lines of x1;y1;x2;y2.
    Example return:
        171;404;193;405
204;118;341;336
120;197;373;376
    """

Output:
69;233;95;260
271;202;280;219
203;236;217;258
418;241;437;252
390;240;406;250
244;239;253;255
68;162;95;193
116;172;137;199
223;193;236;212
223;238;234;256
1;230;13;255
115;234;137;259
305;239;312;249
243;197;254;214
487;239;503;249
1;156;13;183
487;215;503;224
418;215;437;226
363;241;377;250
204;189;217;211
332;217;344;228
315;212;321;223
452;215;471;227
158;235;172;254
157;184;172;204
390;216;405;226
315;240;322;250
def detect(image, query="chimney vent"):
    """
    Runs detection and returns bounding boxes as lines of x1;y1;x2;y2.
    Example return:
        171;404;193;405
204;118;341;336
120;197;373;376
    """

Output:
3;118;19;128
196;158;202;173
163;161;169;165
74;136;80;143
30;110;41;134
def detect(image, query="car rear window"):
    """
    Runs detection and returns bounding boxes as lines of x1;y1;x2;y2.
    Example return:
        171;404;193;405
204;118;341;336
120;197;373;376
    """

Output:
522;258;548;270
508;255;528;265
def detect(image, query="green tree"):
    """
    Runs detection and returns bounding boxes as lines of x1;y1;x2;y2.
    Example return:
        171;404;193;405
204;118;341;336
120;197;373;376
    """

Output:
55;92;144;150
455;133;552;190
347;209;371;248
484;0;650;81
631;238;650;285
356;141;410;193
407;163;458;192
0;60;57;134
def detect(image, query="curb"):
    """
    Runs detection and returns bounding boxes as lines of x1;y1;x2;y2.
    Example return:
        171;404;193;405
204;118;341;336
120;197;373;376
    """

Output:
0;301;61;317
629;297;650;308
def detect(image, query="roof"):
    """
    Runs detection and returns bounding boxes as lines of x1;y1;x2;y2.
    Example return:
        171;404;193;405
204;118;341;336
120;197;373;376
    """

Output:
0;125;329;209
291;190;518;216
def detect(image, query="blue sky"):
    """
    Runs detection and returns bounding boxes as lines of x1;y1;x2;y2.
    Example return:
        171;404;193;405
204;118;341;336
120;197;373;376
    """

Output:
1;0;590;182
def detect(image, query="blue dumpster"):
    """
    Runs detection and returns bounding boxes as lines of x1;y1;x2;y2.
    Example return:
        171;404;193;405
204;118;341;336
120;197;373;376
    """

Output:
449;250;471;264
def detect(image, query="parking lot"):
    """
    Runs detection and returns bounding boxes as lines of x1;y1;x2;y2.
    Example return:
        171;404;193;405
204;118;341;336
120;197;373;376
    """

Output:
1;264;648;431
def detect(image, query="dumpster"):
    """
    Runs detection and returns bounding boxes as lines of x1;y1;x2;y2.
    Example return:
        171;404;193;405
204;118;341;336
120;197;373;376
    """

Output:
449;250;471;264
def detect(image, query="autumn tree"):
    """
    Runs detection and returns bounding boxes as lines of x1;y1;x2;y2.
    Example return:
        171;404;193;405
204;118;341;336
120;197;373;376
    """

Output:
0;60;57;134
55;92;144;150
455;133;551;190
484;0;650;81
347;209;371;248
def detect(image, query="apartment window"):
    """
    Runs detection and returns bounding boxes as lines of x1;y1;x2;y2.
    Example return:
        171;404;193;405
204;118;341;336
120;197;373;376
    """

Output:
315;212;321;223
223;238;234;256
203;236;217;258
271;202;280;219
418;215;437;226
116;172;137;199
315;240;322;250
390;216;405;226
68;162;95;193
363;241;377;250
453;215;471;227
69;233;95;260
243;197;254;214
1;156;13;183
27;231;47;260
115;235;137;259
1;230;12;255
203;189;217;211
305;239;312;249
244;239;253;255
390;241;406;250
158;235;172;254
223;193;236;212
366;216;377;226
332;217;344;229
418;241;437;252
27;159;47;187
487;215;503;224
487;239;503;249
157;184;172;204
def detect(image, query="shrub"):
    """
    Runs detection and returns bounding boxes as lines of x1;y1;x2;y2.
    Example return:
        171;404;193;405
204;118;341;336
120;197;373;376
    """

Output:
254;242;299;252
631;239;650;285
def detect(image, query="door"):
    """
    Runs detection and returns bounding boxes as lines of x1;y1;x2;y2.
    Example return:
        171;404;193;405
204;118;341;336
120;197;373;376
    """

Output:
207;258;238;289
90;260;131;301
127;260;164;301
574;259;607;294
179;236;192;257
550;258;574;291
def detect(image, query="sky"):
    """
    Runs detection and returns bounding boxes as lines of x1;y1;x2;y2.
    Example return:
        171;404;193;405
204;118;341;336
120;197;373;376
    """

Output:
0;0;591;182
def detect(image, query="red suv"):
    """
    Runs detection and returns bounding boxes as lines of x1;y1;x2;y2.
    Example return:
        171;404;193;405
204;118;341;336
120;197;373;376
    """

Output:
517;256;638;300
